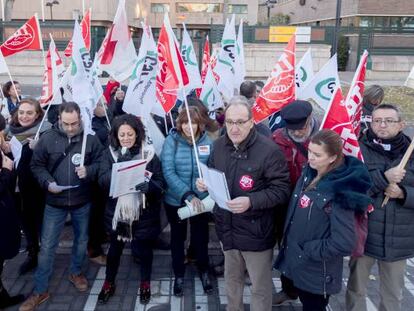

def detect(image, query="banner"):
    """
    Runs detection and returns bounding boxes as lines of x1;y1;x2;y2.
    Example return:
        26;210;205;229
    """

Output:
295;48;314;91
0;14;43;57
200;64;224;116
234;18;246;90
64;8;91;57
297;54;340;111
320;86;363;160
155;14;189;113
252;35;296;123
181;24;202;94
344;50;368;137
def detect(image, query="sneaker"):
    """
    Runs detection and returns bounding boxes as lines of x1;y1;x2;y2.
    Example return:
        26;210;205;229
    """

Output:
98;281;115;304
68;273;88;292
89;255;107;266
139;281;151;304
19;293;50;311
272;290;298;305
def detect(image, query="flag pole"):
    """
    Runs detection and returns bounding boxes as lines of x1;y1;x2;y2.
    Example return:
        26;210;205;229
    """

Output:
34;102;52;140
1;0;5;21
100;97;112;129
163;115;169;135
41;0;45;22
168;112;175;127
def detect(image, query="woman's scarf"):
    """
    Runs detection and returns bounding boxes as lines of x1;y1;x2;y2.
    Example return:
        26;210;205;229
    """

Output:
7;119;51;145
110;140;155;242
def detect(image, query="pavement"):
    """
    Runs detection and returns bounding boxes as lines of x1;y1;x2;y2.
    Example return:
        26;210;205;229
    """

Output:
3;223;414;311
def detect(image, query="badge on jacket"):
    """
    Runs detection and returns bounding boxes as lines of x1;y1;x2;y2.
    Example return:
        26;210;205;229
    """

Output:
71;153;81;166
300;194;311;208
198;145;210;156
239;175;254;191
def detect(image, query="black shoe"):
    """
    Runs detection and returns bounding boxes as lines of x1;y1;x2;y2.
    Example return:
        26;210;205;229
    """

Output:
0;286;25;309
139;282;151;304
173;277;184;297
199;272;213;295
19;254;38;275
213;264;224;277
98;281;115;304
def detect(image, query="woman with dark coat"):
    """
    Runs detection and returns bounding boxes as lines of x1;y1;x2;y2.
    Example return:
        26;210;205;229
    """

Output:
0;137;25;308
0;80;21;121
97;114;164;305
6;98;51;275
274;129;372;311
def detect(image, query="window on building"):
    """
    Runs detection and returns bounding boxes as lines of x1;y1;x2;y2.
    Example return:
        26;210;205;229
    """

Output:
228;4;248;14
151;3;170;13
176;3;223;13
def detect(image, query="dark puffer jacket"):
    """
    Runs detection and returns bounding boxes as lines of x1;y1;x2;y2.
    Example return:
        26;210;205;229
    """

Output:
0;167;20;259
31;126;103;208
360;134;414;261
274;156;372;295
98;147;165;240
209;128;291;252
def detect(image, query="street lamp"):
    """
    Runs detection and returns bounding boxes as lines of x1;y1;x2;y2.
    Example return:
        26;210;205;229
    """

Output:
45;0;59;21
259;0;278;23
331;0;342;56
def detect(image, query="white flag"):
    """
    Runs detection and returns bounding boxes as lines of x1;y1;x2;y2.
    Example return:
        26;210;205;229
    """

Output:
99;0;137;82
297;54;340;111
295;48;314;91
123;23;158;120
200;64;224;116
181;24;202;94
405;64;414;89
0;50;9;74
213;14;236;100
234;18;246;90
71;21;98;134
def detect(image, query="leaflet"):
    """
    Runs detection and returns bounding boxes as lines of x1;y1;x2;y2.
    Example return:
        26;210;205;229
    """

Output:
110;159;147;198
200;163;232;211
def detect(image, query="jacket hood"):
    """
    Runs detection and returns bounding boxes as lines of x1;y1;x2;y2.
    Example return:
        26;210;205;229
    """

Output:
305;156;373;213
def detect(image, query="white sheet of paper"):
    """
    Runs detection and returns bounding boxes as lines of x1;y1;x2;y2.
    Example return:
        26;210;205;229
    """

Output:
55;185;79;192
200;163;232;211
110;159;147;198
10;136;22;168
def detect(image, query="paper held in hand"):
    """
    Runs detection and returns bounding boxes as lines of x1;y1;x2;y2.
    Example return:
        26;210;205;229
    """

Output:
200;163;232;211
110;159;147;198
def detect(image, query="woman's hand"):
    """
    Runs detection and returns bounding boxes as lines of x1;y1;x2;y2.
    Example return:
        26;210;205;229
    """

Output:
196;178;208;192
2;154;13;171
190;197;204;213
1;141;11;154
28;138;38;150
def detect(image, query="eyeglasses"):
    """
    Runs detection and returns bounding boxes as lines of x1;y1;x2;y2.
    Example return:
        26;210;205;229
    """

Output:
372;118;401;126
225;119;252;128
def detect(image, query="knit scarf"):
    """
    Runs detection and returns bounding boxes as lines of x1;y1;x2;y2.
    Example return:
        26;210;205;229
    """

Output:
110;141;155;242
366;128;411;160
7;119;51;145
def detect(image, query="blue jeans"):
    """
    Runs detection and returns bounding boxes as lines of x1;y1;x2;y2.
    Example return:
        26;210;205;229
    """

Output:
34;203;90;294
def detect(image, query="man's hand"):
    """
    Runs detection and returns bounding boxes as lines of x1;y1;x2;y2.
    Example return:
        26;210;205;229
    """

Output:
75;166;87;179
190;197;204;213
384;166;406;184
385;184;405;199
48;182;62;194
2;154;13;171
227;196;251;214
196;178;208;192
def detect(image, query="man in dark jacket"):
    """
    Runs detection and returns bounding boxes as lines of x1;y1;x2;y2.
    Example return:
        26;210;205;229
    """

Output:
198;96;291;311
346;103;414;311
272;100;318;305
20;102;102;311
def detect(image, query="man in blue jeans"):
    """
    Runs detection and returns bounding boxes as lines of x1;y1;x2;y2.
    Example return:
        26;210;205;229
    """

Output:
20;102;102;311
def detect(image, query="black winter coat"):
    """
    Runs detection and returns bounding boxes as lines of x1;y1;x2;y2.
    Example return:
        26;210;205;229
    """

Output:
98;147;165;240
274;156;372;295
209;128;291;252
31;126;103;208
0;168;20;259
360;134;414;261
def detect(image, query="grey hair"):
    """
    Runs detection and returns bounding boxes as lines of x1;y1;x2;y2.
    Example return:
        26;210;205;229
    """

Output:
224;96;252;119
363;85;384;106
372;103;403;121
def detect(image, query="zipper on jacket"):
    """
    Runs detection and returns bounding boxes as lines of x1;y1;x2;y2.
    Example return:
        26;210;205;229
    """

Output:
307;201;313;220
323;260;327;298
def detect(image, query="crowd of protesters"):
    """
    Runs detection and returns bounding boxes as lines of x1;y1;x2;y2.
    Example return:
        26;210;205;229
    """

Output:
0;80;413;311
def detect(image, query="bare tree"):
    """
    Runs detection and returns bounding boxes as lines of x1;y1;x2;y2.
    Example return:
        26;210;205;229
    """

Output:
4;0;15;21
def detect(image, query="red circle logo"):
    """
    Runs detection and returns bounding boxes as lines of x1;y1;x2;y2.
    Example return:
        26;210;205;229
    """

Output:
4;23;36;51
239;175;254;191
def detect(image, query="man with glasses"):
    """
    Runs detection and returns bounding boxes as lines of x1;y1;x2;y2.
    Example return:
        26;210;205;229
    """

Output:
197;96;291;311
272;100;319;305
346;103;414;311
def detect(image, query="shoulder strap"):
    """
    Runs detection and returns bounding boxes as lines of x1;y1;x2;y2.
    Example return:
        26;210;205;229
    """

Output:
50;142;77;176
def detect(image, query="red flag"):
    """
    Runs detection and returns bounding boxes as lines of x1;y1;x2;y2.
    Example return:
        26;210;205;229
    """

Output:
344;50;368;137
0;15;43;57
252;35;296;123
64;8;91;57
320;87;363;160
156;15;189;113
196;36;210;97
